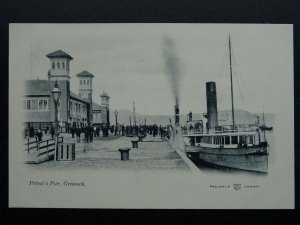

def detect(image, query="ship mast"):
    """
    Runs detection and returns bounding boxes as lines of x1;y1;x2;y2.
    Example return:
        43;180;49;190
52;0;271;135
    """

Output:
262;106;265;126
133;100;136;126
263;106;266;140
229;35;235;130
30;42;33;79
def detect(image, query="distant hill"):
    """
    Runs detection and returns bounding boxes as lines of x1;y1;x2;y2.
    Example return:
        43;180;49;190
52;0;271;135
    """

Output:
109;109;275;127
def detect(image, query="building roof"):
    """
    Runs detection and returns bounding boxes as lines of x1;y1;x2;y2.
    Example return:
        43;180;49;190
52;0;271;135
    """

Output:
24;80;51;96
76;70;95;78
100;91;110;98
70;91;90;104
25;79;97;108
46;50;73;60
92;102;102;111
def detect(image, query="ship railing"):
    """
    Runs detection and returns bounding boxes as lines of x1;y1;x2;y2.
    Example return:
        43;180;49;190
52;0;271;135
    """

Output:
181;129;203;135
214;124;258;133
181;124;258;135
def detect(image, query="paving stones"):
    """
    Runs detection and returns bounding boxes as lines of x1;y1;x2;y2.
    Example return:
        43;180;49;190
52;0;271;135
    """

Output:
28;133;191;172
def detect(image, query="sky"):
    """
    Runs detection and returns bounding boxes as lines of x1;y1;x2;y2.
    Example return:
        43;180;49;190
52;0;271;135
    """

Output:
10;24;293;115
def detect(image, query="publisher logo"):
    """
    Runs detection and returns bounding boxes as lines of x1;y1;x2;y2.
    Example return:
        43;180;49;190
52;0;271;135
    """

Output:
233;184;241;190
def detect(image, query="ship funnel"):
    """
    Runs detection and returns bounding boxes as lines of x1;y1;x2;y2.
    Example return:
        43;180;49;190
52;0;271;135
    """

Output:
174;98;179;126
206;82;218;130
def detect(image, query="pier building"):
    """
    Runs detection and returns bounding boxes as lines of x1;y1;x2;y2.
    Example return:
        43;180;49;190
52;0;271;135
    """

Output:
23;50;110;132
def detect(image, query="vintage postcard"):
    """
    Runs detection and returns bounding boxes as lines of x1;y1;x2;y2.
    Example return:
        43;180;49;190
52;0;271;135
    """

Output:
9;23;294;208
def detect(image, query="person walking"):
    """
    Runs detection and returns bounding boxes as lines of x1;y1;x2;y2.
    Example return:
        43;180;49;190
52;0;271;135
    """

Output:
96;126;100;137
71;126;75;138
29;126;34;137
76;127;81;143
50;126;55;139
84;126;89;143
121;125;125;136
36;129;43;142
90;126;94;142
45;125;49;135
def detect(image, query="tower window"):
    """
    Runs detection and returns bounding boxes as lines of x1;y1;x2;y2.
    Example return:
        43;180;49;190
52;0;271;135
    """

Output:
62;62;65;69
26;100;31;110
57;62;60;69
52;62;55;69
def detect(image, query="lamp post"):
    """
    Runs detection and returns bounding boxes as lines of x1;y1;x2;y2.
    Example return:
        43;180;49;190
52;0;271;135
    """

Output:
115;110;118;136
51;81;61;161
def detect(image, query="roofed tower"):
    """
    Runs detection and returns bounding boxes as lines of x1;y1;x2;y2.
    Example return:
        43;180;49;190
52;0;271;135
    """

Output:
100;91;110;126
76;71;94;124
46;50;73;81
100;91;110;107
76;70;94;100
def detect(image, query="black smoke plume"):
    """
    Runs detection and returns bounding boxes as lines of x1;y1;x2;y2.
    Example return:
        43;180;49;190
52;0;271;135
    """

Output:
162;37;182;106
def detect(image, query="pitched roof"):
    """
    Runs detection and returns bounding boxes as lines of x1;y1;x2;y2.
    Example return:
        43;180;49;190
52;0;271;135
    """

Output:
100;91;110;98
46;50;73;60
92;102;102;111
70;91;90;104
76;70;94;78
24;80;51;96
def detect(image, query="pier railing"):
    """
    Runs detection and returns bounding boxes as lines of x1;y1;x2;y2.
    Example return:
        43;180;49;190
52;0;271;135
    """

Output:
24;137;64;164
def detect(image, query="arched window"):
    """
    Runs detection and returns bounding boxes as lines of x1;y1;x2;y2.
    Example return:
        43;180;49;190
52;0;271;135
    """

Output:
52;62;55;69
62;62;65;69
57;62;60;69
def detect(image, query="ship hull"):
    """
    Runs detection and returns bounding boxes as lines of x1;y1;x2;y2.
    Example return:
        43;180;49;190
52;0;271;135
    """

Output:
185;145;268;173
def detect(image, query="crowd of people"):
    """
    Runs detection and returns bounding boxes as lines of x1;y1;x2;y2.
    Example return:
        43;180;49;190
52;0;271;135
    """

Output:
25;125;56;142
25;123;171;143
124;124;169;139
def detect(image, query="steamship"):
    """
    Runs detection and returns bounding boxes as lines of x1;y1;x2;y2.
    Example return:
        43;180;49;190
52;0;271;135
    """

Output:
181;36;269;173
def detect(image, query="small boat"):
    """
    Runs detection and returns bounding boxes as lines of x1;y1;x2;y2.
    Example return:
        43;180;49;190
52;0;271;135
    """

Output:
259;110;273;131
182;35;269;173
260;125;273;131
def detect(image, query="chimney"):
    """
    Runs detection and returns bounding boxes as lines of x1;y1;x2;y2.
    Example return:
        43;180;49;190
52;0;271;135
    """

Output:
188;111;192;122
206;82;218;131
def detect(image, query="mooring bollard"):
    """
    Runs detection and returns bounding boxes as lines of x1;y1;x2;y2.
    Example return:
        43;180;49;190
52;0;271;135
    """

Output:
118;148;131;160
138;135;143;142
131;140;139;148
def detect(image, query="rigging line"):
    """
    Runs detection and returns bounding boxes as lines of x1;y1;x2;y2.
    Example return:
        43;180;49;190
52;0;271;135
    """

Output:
231;51;252;124
232;51;250;124
231;49;243;99
231;46;249;100
218;40;228;81
218;40;229;104
233;56;244;102
30;42;33;79
219;46;229;105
